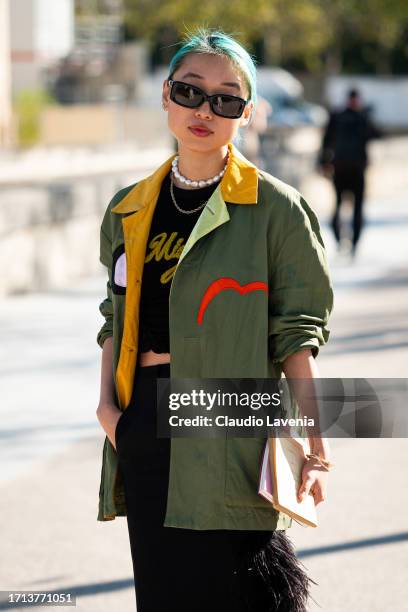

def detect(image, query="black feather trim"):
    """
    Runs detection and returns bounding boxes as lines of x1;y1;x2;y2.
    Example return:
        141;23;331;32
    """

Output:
235;530;319;612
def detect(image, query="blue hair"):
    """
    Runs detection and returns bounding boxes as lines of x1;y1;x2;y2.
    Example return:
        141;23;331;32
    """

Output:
168;28;257;115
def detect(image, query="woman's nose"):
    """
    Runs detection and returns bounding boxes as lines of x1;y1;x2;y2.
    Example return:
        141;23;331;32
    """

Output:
195;100;212;119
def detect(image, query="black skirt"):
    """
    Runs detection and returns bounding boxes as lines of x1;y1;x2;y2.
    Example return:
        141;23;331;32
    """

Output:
116;363;313;612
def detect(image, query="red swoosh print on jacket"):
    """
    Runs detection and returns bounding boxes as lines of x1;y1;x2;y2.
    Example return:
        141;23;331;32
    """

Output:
197;277;268;325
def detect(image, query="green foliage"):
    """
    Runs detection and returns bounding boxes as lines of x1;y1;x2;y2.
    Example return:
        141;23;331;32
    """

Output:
14;90;55;147
122;0;408;73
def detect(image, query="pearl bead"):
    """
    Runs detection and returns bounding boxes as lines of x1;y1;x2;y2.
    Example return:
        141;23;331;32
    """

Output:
171;152;229;187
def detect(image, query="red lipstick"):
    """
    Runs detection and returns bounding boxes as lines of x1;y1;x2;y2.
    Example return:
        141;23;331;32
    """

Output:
188;125;213;137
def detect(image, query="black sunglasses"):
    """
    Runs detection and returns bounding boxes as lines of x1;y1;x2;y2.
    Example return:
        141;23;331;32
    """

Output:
168;79;248;119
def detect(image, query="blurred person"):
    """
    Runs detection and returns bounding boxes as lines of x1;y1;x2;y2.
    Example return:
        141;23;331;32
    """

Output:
239;94;272;167
96;28;333;612
52;56;81;105
319;88;382;256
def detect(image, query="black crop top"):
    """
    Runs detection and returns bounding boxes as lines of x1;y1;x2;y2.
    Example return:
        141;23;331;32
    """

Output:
138;171;220;354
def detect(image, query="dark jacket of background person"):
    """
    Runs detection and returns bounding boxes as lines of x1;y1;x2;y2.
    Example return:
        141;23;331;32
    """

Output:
319;104;382;170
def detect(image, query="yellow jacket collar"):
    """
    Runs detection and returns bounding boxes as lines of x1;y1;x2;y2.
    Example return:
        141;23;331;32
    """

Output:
111;142;258;214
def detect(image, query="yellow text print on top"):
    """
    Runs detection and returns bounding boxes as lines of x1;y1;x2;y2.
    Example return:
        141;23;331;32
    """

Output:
144;232;186;284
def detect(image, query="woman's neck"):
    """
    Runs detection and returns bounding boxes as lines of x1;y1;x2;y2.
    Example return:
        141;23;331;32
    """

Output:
175;144;229;189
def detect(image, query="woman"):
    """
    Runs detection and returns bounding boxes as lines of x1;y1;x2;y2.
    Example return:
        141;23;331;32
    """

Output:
96;29;333;612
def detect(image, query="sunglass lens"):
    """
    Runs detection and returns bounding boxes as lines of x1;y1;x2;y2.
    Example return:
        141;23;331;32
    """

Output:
212;95;244;118
173;83;202;108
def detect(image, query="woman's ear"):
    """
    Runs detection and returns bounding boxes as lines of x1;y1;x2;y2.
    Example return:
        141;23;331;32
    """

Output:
162;79;170;111
239;100;254;128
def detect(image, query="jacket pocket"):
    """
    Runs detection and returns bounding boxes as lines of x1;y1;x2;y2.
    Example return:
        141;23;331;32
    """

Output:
224;437;268;508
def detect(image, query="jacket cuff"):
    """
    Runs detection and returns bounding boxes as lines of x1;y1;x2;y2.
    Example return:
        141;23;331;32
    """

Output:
270;336;323;365
97;324;113;349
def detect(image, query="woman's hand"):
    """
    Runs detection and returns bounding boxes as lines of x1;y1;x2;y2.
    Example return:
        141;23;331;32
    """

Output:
283;349;332;507
97;337;122;449
96;402;122;451
298;457;330;506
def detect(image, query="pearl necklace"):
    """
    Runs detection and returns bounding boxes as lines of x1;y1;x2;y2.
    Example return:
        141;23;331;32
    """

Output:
171;154;229;187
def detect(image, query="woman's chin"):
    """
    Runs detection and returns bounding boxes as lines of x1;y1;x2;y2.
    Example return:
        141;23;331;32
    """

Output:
178;136;228;154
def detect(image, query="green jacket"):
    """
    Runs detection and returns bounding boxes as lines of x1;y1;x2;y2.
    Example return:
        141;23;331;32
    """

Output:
96;142;333;529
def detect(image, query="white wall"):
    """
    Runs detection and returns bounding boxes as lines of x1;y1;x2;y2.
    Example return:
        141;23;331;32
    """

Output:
10;0;74;95
10;0;35;51
11;0;74;59
325;76;408;130
0;0;12;145
36;0;74;60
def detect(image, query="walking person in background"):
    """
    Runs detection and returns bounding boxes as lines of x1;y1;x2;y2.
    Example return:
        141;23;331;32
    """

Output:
319;88;382;256
96;28;333;611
